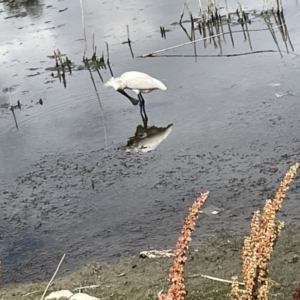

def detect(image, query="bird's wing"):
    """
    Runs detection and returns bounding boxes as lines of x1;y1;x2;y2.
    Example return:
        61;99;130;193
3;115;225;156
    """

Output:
125;77;157;90
122;72;166;91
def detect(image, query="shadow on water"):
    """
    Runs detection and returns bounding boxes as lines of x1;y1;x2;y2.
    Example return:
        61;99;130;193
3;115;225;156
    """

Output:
1;0;300;285
125;123;173;153
124;114;173;153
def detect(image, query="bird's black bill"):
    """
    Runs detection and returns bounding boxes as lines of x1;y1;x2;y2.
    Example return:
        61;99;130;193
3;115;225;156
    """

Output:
117;90;139;106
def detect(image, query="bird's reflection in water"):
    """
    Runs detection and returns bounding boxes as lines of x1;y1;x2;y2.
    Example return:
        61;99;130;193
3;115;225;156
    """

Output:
126;120;173;153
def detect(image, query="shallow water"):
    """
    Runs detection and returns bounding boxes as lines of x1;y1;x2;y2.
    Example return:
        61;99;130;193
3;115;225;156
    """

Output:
1;0;300;283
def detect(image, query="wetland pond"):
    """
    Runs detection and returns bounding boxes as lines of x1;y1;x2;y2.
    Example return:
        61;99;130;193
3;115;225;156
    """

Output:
1;0;300;288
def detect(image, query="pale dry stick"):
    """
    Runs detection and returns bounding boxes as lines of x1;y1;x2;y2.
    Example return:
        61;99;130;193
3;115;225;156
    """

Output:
184;0;193;16
227;19;234;45
197;0;202;15
201;274;245;285
262;0;267;12
40;253;66;300
202;16;207;48
73;284;101;292
277;0;283;13
179;2;185;24
53;50;59;66
218;12;226;43
184;1;195;39
79;0;88;59
275;0;279;10
149;50;286;58
126;25;134;58
213;7;223;54
187;273;245;285
242;7;253;51
281;14;295;52
225;1;234;47
105;42;113;77
92;31;95;55
273;10;290;53
237;3;247;41
185;0;196;53
22;291;40;298
263;14;283;58
224;0;229;17
178;1;195;50
140;32;223;57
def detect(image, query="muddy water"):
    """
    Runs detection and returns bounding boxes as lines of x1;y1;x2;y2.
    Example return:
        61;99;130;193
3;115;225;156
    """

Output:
1;0;300;283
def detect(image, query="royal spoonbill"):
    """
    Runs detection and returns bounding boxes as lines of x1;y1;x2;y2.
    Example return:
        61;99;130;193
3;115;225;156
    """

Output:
104;71;167;122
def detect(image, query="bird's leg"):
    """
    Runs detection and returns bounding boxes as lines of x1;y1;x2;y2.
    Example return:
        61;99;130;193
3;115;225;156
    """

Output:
140;94;148;125
138;94;148;128
138;94;143;115
117;90;139;106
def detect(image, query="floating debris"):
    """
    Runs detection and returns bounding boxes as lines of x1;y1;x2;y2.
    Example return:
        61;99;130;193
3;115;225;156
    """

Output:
140;249;174;258
275;92;284;98
200;205;223;215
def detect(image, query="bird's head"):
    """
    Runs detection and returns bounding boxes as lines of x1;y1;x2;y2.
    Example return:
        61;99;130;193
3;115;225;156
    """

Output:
104;77;121;91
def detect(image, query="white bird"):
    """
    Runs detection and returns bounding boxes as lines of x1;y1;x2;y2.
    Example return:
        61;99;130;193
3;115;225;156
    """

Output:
104;71;167;124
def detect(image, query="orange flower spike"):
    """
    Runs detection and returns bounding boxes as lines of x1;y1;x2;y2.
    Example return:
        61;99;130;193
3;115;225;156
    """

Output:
159;192;209;300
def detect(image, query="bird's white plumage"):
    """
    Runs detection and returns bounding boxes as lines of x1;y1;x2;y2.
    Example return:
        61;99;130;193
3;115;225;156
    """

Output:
104;71;167;94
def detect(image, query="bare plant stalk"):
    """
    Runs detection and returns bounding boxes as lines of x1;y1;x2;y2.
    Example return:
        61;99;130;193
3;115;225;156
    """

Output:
158;191;209;300
79;0;87;59
106;42;113;77
198;0;202;15
263;14;283;58
92;31;95;55
127;25;134;58
9;89;19;129
179;2;185;24
224;0;229;18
